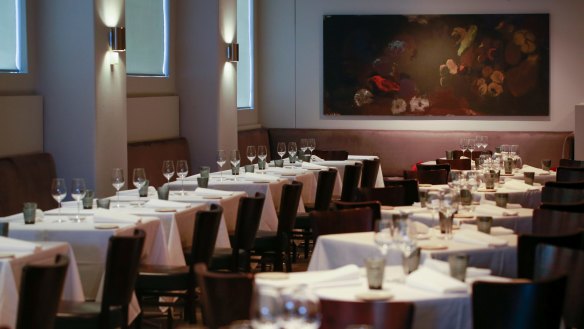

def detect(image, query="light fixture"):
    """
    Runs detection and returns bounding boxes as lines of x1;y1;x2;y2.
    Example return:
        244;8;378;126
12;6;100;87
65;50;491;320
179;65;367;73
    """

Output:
109;27;126;52
226;43;239;62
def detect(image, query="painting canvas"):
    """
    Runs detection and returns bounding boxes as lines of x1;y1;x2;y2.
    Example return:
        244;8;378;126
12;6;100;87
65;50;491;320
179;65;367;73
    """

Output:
323;14;550;117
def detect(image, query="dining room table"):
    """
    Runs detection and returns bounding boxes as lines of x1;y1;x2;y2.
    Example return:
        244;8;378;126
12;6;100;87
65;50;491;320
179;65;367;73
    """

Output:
0;238;85;328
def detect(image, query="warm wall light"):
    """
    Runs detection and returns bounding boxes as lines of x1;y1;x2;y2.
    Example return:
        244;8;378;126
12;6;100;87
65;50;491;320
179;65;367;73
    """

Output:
226;43;239;62
109;27;126;52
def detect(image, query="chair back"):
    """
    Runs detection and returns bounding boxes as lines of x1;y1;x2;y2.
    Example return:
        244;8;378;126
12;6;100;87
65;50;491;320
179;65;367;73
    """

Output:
333;200;381;221
384;179;419;204
517;231;584;279
102;229;146;316
472;275;567;329
232;192;265;251
311;207;374;239
532;208;584;235
416;163;450;172
360;158;380;188
312;149;349;161
541;181;584;204
277;181;303;235
417;169;449;185
540;201;584;213
534;244;584;328
559;158;584;168
188;204;223;267
319;299;414;329
195;263;254;329
341;163;362;202
0;222;8;237
16;254;69;329
313;168;337;211
356;186;407;206
556;166;584;182
436;158;471;170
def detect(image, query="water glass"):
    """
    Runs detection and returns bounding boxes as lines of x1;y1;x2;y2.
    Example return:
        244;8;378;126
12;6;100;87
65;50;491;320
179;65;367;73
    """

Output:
402;247;421;275
541;159;552;173
200;166;210;178
524;172;535;185
96;198;111;209
365;257;385;289
504;157;513;174
477;216;493;234
23;202;37;224
418;190;427;207
495;193;509;208
138;179;150;197
439;211;454;239
244;164;255;173
82;189;94;209
197;177;209;188
157;185;170;200
449;254;469;282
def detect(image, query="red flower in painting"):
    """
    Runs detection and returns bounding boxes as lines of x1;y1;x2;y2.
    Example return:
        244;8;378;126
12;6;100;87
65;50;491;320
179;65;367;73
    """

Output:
368;75;400;93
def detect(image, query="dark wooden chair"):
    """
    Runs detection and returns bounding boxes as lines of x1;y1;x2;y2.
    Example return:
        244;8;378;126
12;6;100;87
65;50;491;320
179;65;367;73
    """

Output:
556;166;584;182
312;149;349;161
210;193;265;272
17;254;69;329
436;158;471;170
532;208;584;235
559;158;584;168
416;163;450;173
541;181;584;204
333;200;382;230
517;231;584;279
341;163;363;202
360;158;381;188
384;179;419;205
135;205;223;327
472;275;567;329
56;229;145;329
0;222;8;237
319;299;414;329
253;181;303;272
194;263;254;329
540;201;584;213
534;244;584;328
356;186;407;207
311;207;374;240
417;169;449;185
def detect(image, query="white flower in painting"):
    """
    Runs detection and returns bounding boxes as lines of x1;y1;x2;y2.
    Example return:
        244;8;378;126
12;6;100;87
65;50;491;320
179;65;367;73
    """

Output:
391;98;407;114
353;89;374;107
409;96;430;113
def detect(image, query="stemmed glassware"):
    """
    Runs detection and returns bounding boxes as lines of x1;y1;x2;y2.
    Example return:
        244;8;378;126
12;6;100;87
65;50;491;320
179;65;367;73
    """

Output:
277;142;286;160
132;168;147;206
300;139;309;158
467;137;476;160
257;145;267;166
70;178;86;222
51;178;67;222
111;168;125;207
162;160;175;184
374;218;394;256
216;150;226;181
288;142;297;164
438;190;460;240
246;145;257;165
251;285;282;328
459;138;468;157
307;138;316;155
426;191;441;226
176;160;189;195
230;150;241;178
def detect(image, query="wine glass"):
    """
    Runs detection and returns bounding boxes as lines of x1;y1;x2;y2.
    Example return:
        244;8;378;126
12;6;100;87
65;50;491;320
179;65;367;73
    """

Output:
374;218;394;256
246;145;257;165
481;136;489;151
288;142;297;164
111;168;125;207
277;142;286;160
51;178;67;222
230;150;241;179
132;168;147;206
176;160;189;195
70;178;86;222
216;150;226;181
426;191;441;227
257;145;267;162
439;190;460;240
459;138;469;157
307;138;316;154
162;160;175;184
467;137;476;160
289;285;321;329
300;139;309;155
251;285;282;328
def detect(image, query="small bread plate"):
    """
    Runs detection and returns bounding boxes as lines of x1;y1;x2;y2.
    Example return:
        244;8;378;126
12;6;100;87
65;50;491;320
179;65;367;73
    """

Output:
0;253;15;259
94;224;119;230
252;181;271;184
155;208;177;213
202;196;223;200
355;290;393;301
255;272;289;280
418;242;448;250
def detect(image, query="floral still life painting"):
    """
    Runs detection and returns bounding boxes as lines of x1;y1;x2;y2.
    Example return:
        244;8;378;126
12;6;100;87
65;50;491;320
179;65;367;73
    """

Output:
323;14;549;117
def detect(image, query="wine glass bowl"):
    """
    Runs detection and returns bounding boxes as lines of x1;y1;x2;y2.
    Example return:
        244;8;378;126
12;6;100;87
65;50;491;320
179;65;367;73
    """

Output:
70;178;86;222
230;150;241;178
288;142;297;164
51;178;67;222
132;168;147;206
277;142;286;160
246;145;257;165
162;160;175;184
111;168;125;208
374;218;394;256
176;160;189;195
216;150;226;181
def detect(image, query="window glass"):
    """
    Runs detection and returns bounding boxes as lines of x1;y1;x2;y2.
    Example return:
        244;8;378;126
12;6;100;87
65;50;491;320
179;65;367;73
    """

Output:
237;0;254;109
0;0;27;73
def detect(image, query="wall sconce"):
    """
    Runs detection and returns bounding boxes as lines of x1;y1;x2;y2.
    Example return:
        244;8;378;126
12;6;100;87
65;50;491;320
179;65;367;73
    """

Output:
226;43;239;62
109;27;126;52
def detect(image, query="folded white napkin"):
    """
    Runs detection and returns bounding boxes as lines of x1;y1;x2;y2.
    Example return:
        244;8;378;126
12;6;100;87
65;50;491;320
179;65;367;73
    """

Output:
311;155;325;162
347;155;379;161
92;209;141;224
519;164;549;175
241;172;281;182
117;186;157;195
500;179;539;191
255;264;360;288
301;162;329;170
2;210;44;222
265;167;305;175
423;258;491;278
0;236;41;253
143;199;188;209
473;204;518;217
453;229;508;247
459;223;514;236
193;188;234;197
405;266;468;293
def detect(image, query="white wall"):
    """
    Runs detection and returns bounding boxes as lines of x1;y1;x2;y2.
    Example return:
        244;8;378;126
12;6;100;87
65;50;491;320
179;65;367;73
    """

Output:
258;0;584;132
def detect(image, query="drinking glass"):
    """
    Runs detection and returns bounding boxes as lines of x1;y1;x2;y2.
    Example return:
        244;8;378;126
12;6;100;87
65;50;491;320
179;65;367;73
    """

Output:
459;138;468;156
217;150;226;181
70;178;86;222
277;142;286;160
246;145;257;165
176;160;189;195
257;145;267;162
288;142;297;164
374;218;394;256
132;168;147;206
51;178;67;222
162;160;175;184
439;190;460;239
230;150;241;179
251;285;282;328
111;168;125;207
300;139;309;154
426;191;441;226
290;285;321;328
307;138;316;154
467;137;476;159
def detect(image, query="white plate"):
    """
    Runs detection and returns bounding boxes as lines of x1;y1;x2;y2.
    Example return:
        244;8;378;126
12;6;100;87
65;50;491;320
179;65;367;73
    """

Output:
94;224;119;230
255;272;289;280
355;290;393;301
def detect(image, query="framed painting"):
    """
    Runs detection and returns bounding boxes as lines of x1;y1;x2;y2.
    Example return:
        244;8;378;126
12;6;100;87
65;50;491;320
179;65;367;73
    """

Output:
323;14;549;117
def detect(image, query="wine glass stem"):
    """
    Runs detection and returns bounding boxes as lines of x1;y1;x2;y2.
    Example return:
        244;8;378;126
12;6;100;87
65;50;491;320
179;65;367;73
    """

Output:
219;166;223;181
58;202;62;218
181;180;184;195
77;201;81;220
117;190;120;207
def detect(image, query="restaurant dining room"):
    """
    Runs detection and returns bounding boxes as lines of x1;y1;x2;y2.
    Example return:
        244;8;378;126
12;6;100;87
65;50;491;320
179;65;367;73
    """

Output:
1;0;584;328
